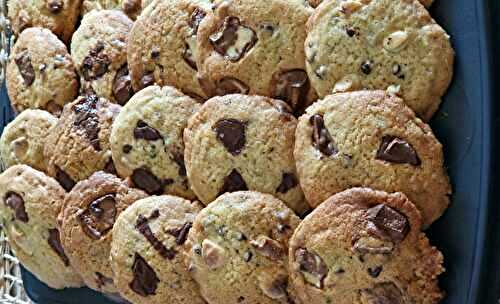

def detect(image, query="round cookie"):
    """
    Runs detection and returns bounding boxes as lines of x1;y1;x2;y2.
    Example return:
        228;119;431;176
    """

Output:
195;0;317;113
184;94;309;215
110;86;199;199
81;0;142;20
71;10;134;105
110;195;205;304
127;0;212;99
305;0;453;120
289;188;445;304
185;191;301;304
6;27;79;116
294;91;451;227
7;0;80;42
0;109;57;172
44;95;121;192
0;165;83;289
58;171;147;293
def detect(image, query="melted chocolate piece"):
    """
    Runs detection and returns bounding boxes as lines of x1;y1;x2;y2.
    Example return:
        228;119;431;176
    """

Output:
48;229;70;266
139;73;155;89
272;70;310;110
15;50;35;86
209;16;257;61
295;248;328;289
309;114;338;157
136;212;177;259
365;204;410;243
219;169;247;195
112;65;133;105
4;192;28;222
73;95;101;150
133;120;162;141
82;42;111;81
129;253;159;296
169;150;187;176
47;0;63;13
166;222;193;245
213;119;246;155
131;168;173;195
376;136;421;166
55;166;76;191
96;272;114;289
78;194;117;240
276;172;298;193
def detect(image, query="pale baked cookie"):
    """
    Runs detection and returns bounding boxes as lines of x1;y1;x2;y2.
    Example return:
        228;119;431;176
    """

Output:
305;0;453;120
294;91;451;227
196;0;317;113
58;171;147;293
44;95;121;192
0;165;83;289
81;0;142;20
8;0;80;42
110;86;199;199
289;188;445;304
0;109;57;172
71;10;134;105
6;27;78;116
185;191;300;303
127;0;212;100
184;94;309;215
110;195;205;304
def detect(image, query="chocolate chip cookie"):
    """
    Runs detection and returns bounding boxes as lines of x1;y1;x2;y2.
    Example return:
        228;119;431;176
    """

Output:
127;0;212;99
184;94;309;215
110;85;199;199
6;27;78;116
195;0;317;113
110;195;205;304
0;165;84;289
71;10;134;105
81;0;142;20
0;109;57;172
8;0;80;42
58;171;147;293
305;0;453;120
44;95;121;192
186;191;300;303
289;187;445;304
294;91;451;227
308;0;433;9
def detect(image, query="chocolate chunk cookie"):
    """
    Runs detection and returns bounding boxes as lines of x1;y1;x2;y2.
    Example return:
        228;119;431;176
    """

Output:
6;27;78;116
127;0;212;99
110;86;199;199
305;0;454;120
294;91;451;227
8;0;80;42
289;188;445;304
184;94;309;215
44;95;121;191
186;191;300;304
82;0;142;20
71;10;134;105
0;109;57;172
110;195;205;304
58;171;147;293
195;0;317;113
0;165;83;289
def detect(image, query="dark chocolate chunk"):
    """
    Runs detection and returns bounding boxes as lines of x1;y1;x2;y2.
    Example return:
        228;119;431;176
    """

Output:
122;0;141;15
271;99;294;116
219;169;247;195
123;144;133;153
365;204;410;243
113;65;133;105
376;136;421;166
361;282;404;304
73;95;101;151
133;120;162;141
96;272;113;289
276;172;298;194
169;150;186;176
189;8;206;33
4;192;28;222
47;0;63;13
15;50;35;86
81;42;111;81
150;49;160;59
213;119;246;155
104;159;116;175
55;166;76;191
139;73;155;89
166;222;193;245
215;77;249;95
48;228;70;266
182;42;197;70
136;214;177;259
295;248;328;289
131;168;172;195
209;16;257;61
346;26;357;37
129;254;159;296
272;70;310;110
309;114;338;157
368;266;383;278
78;194;117;240
250;236;284;261
360;60;373;75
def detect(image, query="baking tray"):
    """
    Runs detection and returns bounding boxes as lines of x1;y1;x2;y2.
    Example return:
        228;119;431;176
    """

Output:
0;0;498;302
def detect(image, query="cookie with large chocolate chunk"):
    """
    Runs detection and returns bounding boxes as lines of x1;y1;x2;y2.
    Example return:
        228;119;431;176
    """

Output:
196;0;317;113
186;191;300;304
110;86;199;199
0;165;83;289
128;0;212;99
294;91;451;227
58;171;147;293
305;0;453;120
71;10;134;105
44;95;121;191
289;188;445;304
184;94;309;215
110;195;205;303
6;28;78;116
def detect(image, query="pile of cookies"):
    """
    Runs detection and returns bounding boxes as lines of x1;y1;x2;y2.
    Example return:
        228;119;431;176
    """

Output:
0;0;454;302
